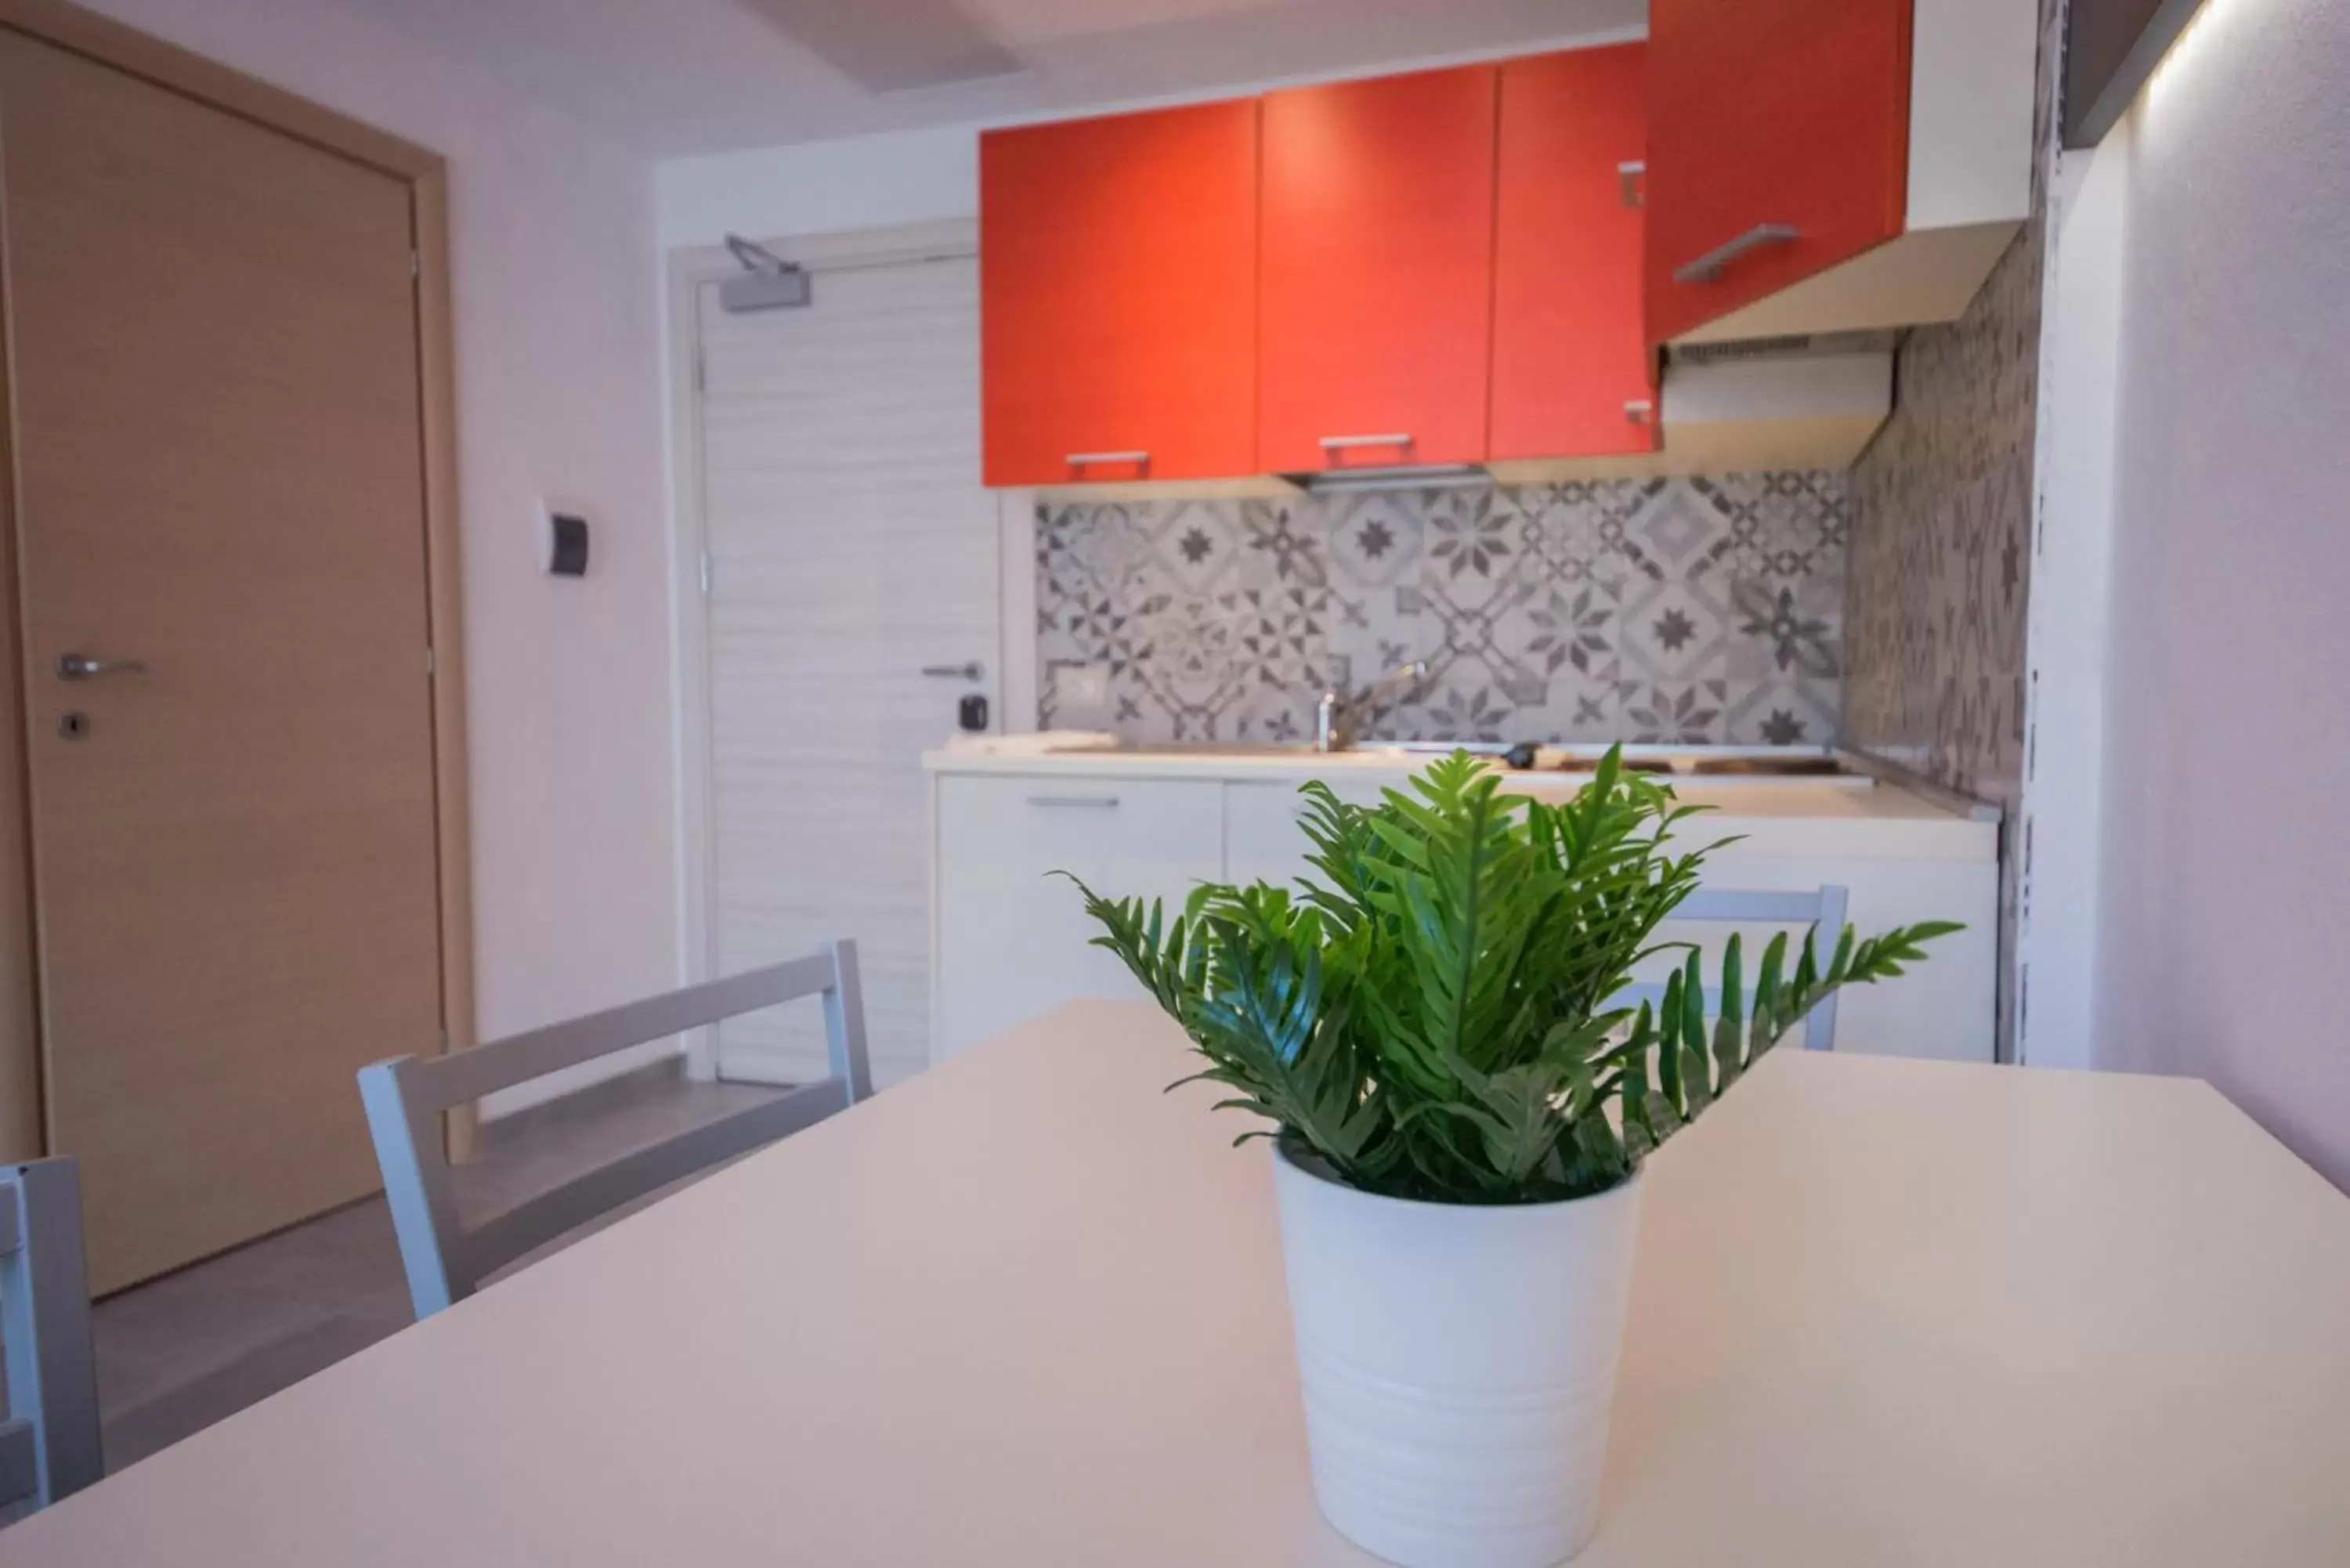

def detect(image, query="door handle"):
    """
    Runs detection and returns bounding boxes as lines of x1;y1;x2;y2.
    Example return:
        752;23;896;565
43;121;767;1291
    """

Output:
921;661;985;681
1672;223;1801;285
56;652;147;681
1318;433;1414;453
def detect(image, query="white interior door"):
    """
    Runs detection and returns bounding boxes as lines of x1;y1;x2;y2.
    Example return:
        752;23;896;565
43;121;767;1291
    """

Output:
694;247;997;1086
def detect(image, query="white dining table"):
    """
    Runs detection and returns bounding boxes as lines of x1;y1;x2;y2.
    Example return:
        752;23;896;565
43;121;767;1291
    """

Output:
7;999;2350;1566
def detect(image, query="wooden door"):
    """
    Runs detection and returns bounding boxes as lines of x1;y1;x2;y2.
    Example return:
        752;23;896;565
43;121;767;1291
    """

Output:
696;247;997;1088
0;33;445;1291
1491;45;1658;462
981;102;1260;486
1644;0;1912;344
1259;66;1499;472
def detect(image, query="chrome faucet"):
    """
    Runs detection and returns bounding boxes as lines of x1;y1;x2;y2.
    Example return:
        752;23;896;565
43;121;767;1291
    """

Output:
1313;660;1430;753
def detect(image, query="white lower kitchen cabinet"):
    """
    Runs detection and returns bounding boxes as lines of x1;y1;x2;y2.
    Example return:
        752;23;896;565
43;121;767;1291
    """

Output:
931;773;1224;1059
929;750;2001;1064
1222;775;1395;888
1629;840;1998;1061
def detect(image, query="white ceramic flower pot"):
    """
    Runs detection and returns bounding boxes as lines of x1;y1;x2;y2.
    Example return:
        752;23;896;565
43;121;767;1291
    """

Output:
1271;1141;1644;1568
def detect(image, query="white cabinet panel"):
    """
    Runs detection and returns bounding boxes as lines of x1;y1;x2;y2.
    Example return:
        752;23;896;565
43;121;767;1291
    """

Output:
1629;845;1998;1062
935;776;1224;1059
935;767;1998;1064
1222;776;1395;891
1231;777;1994;1062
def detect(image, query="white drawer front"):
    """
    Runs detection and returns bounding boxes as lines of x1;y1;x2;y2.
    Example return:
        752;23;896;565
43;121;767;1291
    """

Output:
1222;777;1395;891
935;776;1224;1059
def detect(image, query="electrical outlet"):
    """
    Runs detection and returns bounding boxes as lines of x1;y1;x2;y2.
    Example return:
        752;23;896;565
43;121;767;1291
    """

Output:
1050;661;1112;723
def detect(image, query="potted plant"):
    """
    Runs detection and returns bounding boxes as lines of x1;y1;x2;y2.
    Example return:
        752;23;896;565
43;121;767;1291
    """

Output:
1068;751;1958;1568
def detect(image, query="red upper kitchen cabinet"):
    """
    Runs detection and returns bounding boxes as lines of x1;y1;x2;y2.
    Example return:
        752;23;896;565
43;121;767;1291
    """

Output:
1258;66;1499;474
1644;0;1913;345
980;100;1259;486
1490;45;1656;463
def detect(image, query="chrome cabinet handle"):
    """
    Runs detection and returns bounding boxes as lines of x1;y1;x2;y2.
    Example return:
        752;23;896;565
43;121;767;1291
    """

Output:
1318;433;1413;456
56;652;146;681
1623;399;1654;425
1672;223;1801;285
1065;451;1148;470
922;661;985;681
1617;160;1646;210
1025;794;1119;809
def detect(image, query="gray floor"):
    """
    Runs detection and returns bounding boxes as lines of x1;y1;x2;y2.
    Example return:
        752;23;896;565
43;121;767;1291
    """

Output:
92;1062;783;1472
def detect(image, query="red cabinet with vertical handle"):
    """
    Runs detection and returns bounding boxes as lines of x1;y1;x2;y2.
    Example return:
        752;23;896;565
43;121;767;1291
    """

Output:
1490;45;1657;462
1644;0;1912;344
981;100;1259;486
1258;66;1498;473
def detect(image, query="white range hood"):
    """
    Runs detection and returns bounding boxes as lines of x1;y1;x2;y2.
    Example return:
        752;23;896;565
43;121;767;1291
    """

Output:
1488;332;1897;485
1033;334;1897;500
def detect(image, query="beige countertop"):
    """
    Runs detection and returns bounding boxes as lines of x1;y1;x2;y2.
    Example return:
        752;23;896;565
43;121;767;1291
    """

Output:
923;742;1999;860
15;1001;2345;1566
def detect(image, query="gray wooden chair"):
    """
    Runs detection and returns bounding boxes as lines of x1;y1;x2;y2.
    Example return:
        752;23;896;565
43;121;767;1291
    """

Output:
0;1159;103;1516
359;941;873;1321
1614;886;1851;1052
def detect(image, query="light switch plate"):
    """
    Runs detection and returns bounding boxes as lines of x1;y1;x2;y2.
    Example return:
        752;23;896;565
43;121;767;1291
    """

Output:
539;499;593;576
1051;661;1111;724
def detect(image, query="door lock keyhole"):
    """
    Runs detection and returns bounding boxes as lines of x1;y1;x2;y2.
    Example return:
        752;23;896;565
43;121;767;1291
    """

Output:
58;711;89;740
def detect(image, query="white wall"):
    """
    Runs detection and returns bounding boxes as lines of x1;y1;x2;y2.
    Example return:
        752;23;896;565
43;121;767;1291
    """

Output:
650;28;1647;250
2015;128;2129;1071
2073;0;2350;1188
658;125;979;248
78;0;681;1106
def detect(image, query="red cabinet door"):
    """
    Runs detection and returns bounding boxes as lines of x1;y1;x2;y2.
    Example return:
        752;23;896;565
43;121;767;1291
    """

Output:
981;100;1258;486
1645;0;1911;344
1259;66;1498;472
1490;45;1656;462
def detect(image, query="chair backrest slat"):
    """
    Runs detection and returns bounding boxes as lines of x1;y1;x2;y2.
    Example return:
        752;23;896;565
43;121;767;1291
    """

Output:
1670;888;1842;924
454;1078;848;1285
412;952;838;1111
0;1161;103;1514
360;941;871;1320
1614;884;1850;1053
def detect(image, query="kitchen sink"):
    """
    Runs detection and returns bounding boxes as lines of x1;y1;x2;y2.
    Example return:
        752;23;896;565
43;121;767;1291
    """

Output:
1107;739;1512;761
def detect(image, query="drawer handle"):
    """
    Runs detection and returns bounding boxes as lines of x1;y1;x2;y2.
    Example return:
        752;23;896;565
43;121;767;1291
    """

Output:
1318;433;1413;453
1672;223;1801;285
1623;399;1654;425
1066;451;1149;471
1616;160;1645;210
1026;794;1120;809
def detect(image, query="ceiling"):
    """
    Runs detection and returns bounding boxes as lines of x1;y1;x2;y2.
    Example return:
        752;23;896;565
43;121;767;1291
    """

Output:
334;0;1645;157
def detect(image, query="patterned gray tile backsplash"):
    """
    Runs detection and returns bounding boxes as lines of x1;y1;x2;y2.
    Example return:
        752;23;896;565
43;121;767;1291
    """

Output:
1036;475;1851;746
1840;0;2059;1064
1844;228;2037;805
